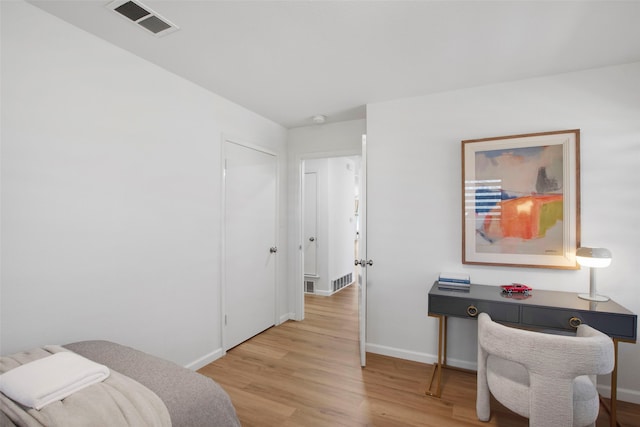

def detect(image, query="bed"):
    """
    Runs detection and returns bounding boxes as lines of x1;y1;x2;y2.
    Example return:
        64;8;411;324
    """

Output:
0;340;240;427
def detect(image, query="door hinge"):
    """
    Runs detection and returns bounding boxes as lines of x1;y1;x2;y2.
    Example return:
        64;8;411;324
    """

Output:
224;314;227;325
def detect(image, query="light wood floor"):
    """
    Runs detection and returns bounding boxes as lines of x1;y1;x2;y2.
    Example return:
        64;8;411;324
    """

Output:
198;283;639;426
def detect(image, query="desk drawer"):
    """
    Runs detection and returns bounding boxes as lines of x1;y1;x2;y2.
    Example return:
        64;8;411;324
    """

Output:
521;307;637;341
521;307;580;332
429;295;519;322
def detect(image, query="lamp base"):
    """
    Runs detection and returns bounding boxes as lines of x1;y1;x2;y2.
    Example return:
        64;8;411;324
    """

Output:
578;293;610;302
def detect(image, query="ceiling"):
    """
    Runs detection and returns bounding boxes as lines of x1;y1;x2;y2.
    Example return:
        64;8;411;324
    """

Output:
28;1;640;129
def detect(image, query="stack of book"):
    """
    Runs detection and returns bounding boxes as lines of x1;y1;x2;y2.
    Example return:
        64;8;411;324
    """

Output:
437;272;471;291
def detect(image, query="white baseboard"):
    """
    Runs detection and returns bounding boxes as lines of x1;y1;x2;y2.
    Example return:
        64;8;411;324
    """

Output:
185;348;223;371
312;289;333;296
366;343;640;404
309;283;355;297
184;340;640;405
597;384;640;405
365;343;477;371
186;312;295;371
279;312;295;324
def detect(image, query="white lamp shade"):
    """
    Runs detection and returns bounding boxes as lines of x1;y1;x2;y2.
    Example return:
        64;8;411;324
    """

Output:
576;247;612;268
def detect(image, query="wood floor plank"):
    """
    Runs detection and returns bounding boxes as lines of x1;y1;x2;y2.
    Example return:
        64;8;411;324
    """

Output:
199;283;640;426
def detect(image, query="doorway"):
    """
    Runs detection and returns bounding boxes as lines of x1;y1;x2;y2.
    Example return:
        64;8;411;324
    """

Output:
295;141;366;366
302;156;360;298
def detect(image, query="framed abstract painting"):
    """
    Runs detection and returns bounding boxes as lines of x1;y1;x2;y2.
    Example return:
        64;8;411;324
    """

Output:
462;129;580;269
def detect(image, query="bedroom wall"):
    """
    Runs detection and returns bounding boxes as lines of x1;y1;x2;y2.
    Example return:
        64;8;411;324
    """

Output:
0;1;288;368
365;62;640;402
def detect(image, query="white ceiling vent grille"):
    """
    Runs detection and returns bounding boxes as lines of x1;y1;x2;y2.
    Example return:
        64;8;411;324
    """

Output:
107;0;179;37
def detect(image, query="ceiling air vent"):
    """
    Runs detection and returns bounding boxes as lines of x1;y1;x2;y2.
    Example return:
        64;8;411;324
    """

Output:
107;0;179;37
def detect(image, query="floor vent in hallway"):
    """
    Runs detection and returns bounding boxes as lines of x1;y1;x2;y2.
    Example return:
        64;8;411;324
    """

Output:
332;272;353;292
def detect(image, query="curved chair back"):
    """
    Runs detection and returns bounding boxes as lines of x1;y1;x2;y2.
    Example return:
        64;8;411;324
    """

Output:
476;312;614;427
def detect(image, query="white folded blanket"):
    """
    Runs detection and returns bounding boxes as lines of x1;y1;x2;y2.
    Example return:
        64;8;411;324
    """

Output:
0;351;110;410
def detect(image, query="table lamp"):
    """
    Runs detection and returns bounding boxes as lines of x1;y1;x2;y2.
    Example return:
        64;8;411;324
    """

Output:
576;247;612;302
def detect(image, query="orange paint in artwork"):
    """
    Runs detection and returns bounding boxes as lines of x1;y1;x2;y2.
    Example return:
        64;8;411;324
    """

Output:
483;194;563;240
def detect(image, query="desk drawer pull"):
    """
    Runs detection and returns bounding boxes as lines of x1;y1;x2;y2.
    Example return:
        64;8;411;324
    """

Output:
569;317;582;328
467;305;479;317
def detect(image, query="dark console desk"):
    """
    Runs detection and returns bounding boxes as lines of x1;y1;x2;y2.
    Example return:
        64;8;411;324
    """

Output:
427;282;637;427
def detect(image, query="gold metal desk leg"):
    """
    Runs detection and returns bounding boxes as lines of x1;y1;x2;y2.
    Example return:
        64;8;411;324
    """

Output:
599;338;620;427
611;339;618;427
426;315;447;397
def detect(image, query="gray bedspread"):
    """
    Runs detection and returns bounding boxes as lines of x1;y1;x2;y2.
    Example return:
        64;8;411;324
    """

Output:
63;341;240;427
0;345;172;427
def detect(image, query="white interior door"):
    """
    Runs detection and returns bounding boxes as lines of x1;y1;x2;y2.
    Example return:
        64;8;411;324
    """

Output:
357;136;368;367
303;172;318;277
224;140;277;350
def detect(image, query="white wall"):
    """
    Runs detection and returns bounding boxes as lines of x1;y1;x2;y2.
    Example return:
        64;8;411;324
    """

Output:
0;1;288;368
366;62;640;402
327;157;357;289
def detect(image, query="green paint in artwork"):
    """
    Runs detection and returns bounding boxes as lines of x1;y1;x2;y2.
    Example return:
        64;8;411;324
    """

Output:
539;200;563;236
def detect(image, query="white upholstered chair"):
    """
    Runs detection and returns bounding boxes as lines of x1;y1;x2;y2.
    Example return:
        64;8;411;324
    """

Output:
476;312;614;427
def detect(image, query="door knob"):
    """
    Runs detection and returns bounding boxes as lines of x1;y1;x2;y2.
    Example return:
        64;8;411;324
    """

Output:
309;237;315;242
270;247;278;253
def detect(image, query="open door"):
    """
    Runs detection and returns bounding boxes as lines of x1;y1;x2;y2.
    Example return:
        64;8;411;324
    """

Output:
356;135;369;367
